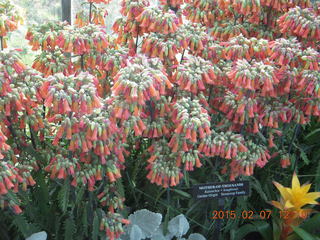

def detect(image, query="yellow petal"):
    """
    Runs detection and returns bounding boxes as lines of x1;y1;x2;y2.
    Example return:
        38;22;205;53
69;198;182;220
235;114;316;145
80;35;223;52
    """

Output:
284;200;294;209
300;183;311;195
292;172;300;190
273;181;292;201
306;192;320;200
270;200;283;210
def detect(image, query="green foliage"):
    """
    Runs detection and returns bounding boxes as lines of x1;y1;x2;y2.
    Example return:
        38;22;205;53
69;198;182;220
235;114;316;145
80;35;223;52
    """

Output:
12;215;41;238
58;180;71;213
64;217;76;240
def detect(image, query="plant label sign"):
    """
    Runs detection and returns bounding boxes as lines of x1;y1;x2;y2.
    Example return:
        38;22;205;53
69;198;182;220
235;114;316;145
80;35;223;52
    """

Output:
192;181;250;200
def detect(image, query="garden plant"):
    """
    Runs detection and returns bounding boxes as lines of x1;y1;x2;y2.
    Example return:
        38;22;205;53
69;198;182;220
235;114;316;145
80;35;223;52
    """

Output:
0;0;320;239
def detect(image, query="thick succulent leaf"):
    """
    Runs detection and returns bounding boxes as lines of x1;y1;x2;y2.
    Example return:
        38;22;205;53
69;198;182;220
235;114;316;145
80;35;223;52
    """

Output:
151;223;174;240
25;232;47;240
188;233;206;240
129;225;143;240
128;209;162;238
168;214;189;237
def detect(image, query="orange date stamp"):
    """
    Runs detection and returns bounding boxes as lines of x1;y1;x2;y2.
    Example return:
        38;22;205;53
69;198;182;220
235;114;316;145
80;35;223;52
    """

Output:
210;210;303;220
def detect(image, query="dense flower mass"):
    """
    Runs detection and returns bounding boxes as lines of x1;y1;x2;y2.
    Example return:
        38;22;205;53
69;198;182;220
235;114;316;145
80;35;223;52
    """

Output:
1;0;320;239
0;0;23;40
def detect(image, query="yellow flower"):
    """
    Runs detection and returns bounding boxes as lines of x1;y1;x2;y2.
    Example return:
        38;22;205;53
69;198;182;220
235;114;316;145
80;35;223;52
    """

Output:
271;172;320;211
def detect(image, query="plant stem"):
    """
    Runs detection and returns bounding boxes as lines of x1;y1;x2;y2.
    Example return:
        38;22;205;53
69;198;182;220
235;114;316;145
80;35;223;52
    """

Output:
167;187;171;204
135;27;140;54
233;12;238;25
6;116;21;150
146;100;155;121
208;85;213;105
41;102;47;149
104;70;110;97
89;2;93;24
180;49;185;63
29;124;37;149
0;36;3;50
280;123;288;149
289;124;301;170
288;124;300;154
81;54;85;70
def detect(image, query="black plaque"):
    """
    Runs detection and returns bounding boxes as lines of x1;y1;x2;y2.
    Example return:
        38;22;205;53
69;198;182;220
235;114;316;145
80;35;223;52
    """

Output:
192;181;250;200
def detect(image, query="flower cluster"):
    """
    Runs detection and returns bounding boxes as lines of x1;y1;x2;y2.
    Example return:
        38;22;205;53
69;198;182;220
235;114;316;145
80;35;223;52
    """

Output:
84;47;127;74
42;72;101;115
278;7;320;42
69;113;118;152
0;49;26;74
300;47;319;71
297;70;320;98
111;56;171;106
261;0;311;11
0;51;39;122
146;139;183;187
171;97;211;145
120;0;149;20
44;154;78;179
219;91;258;127
172;56;217;93
100;212;130;240
142;117;170;138
269;38;302;66
25;21;68;51
0;0;22;38
198;131;248;159
57;24;109;54
197;40;224;62
141;33;181;63
32;49;75;77
228;59;281;96
184;0;222;27
176;23;208;54
97;183;125;211
75;8;107;27
221;35;269;61
222;35;252;61
211;21;249;41
229;141;270;180
114;0;150;40
178;149;202;171
231;0;261;17
136;7;182;34
0;161;36;213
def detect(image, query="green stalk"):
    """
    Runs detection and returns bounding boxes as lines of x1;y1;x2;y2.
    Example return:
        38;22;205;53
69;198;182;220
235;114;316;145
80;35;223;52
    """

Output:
89;3;93;24
135;27;140;54
0;36;3;50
